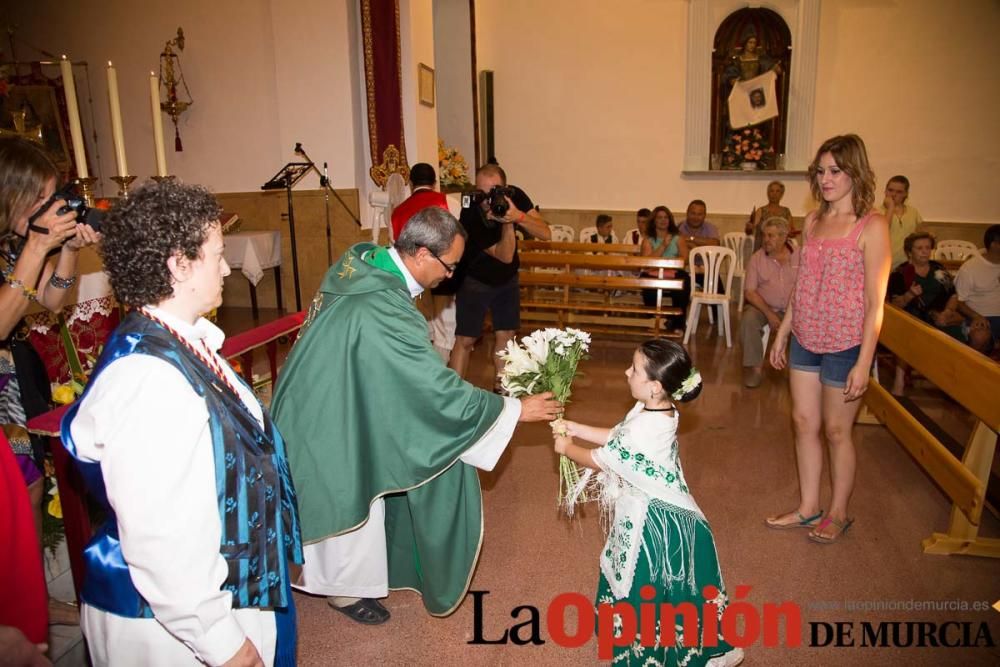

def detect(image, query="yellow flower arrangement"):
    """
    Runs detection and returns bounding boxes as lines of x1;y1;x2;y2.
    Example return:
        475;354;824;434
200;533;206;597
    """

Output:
437;140;472;189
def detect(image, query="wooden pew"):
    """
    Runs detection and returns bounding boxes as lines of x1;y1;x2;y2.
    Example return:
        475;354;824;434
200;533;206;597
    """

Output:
519;239;640;255
518;251;686;337
863;304;1000;558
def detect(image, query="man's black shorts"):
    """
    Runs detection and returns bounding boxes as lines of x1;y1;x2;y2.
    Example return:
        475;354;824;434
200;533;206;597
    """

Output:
455;275;520;337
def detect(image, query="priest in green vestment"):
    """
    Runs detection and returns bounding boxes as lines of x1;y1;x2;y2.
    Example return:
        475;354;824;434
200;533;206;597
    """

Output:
270;207;561;625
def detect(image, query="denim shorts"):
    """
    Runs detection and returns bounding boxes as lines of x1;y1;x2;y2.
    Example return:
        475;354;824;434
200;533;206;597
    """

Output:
788;335;862;388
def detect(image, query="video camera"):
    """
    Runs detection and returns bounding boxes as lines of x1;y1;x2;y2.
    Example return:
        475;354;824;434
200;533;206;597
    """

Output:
27;181;104;236
461;185;516;218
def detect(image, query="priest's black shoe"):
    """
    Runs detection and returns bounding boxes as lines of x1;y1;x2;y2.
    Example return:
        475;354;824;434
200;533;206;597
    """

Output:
329;597;391;625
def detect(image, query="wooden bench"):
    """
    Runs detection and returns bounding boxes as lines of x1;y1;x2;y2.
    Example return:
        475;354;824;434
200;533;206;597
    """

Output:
862;304;1000;558
519;239;640;255
517;250;686;337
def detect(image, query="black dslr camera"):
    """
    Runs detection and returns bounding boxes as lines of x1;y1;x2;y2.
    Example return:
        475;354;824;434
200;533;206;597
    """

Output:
461;185;516;219
27;181;104;236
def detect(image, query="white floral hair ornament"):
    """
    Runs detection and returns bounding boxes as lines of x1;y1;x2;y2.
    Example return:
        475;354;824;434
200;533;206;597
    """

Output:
671;367;702;400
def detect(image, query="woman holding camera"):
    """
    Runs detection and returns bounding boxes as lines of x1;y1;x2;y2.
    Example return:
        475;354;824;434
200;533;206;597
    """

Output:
0;136;100;626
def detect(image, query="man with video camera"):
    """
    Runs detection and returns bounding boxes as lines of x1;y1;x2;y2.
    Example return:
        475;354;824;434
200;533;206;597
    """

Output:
448;163;549;390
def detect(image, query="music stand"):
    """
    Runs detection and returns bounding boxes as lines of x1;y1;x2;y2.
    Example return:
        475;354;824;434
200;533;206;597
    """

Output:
261;163;311;311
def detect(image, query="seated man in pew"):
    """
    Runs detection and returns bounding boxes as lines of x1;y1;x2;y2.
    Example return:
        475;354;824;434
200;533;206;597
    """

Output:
589;214;615;243
627;207;651;245
955;224;1000;355
741;217;798;388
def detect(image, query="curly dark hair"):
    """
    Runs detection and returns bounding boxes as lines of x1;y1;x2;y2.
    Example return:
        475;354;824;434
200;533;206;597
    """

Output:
100;180;221;307
639;338;702;403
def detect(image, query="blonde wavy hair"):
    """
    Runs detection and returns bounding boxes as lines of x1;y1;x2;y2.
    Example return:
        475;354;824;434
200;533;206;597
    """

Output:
807;134;875;218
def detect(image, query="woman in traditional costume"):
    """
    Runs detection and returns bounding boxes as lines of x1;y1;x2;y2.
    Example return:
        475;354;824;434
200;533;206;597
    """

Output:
552;339;744;666
64;181;302;666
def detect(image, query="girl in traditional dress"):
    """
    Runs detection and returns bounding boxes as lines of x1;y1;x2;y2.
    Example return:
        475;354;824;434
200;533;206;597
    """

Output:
552;339;743;667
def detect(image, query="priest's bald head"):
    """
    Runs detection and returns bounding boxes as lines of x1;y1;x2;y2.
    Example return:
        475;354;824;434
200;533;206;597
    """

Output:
394;206;467;289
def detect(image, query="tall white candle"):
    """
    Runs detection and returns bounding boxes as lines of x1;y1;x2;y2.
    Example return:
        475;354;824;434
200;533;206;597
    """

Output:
149;72;168;176
106;61;128;176
60;56;88;178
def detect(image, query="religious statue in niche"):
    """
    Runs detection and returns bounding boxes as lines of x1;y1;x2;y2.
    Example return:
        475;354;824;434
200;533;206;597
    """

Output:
710;9;791;170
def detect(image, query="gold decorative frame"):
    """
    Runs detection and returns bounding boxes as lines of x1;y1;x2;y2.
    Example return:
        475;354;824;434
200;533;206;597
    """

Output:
418;63;435;107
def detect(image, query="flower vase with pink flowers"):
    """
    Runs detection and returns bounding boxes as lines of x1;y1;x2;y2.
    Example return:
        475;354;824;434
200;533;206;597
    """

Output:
721;125;775;170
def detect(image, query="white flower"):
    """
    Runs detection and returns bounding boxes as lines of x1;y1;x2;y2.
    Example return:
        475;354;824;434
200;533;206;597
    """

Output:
498;340;538;377
566;327;591;346
671;368;702;400
522;334;549;364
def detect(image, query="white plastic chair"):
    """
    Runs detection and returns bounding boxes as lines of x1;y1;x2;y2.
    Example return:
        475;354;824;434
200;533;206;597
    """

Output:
579;226;619;243
723;232;754;311
683;246;736;348
934;240;979;262
549;224;575;243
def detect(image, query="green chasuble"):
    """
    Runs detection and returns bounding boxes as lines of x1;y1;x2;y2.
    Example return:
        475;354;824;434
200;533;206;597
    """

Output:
271;243;504;616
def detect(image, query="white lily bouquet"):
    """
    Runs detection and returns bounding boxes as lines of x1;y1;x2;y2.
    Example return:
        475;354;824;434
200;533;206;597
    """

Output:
497;328;591;505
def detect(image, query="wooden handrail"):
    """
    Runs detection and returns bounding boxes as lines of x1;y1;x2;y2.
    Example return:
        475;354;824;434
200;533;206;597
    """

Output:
864;304;1000;556
879;305;1000;430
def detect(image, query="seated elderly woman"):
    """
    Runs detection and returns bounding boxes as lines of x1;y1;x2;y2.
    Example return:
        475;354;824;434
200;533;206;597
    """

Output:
886;232;964;394
745;180;795;251
64;181;302;667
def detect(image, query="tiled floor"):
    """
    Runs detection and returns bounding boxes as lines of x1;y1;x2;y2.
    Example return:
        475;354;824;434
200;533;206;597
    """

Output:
43;307;1000;666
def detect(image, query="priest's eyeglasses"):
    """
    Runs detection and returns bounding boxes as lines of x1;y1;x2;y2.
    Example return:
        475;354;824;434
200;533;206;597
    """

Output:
425;247;457;274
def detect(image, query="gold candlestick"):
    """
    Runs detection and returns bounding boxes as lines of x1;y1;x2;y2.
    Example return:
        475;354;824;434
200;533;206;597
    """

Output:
110;175;137;199
150;175;176;183
76;176;99;207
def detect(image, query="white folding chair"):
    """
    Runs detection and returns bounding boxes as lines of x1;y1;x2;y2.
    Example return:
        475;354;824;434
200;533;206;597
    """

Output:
683;246;736;348
723;232;754;311
934;240;979;262
549;224;575;243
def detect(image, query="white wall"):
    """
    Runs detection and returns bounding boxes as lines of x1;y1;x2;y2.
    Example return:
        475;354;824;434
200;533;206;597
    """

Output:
433;0;476;171
400;0;439;167
474;0;1000;222
12;0;997;222
7;0;360;196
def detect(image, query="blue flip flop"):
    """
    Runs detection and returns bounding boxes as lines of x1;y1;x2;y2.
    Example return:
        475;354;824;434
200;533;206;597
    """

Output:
765;510;824;530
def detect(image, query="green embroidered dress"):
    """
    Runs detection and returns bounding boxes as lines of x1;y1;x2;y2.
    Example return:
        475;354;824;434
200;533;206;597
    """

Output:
588;403;741;666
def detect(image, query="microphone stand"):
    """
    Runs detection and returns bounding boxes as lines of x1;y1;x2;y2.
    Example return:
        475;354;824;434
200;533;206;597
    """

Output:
321;162;332;266
293;143;363;233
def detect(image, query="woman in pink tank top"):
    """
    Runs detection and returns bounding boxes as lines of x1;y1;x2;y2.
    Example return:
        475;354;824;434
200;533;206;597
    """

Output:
764;135;891;543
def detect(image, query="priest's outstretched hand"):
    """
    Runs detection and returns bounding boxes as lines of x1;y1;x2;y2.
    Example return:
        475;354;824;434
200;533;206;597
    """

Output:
518;392;562;422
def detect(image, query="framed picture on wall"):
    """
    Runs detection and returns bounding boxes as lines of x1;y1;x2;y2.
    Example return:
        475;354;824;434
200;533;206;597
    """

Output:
418;64;435;107
0;85;72;173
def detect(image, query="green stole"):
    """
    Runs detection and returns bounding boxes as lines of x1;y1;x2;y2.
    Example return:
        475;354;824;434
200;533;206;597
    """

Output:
272;243;504;616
